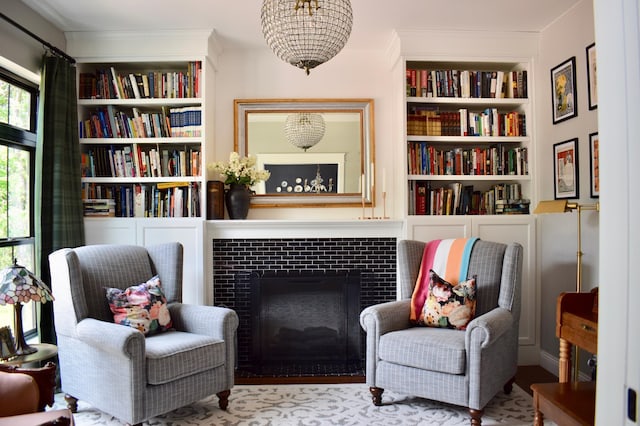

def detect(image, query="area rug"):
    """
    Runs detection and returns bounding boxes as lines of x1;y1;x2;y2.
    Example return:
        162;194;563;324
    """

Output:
52;383;541;425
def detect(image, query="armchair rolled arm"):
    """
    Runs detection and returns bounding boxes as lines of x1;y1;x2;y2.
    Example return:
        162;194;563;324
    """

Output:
169;304;239;341
360;300;411;336
76;318;145;358
465;307;514;349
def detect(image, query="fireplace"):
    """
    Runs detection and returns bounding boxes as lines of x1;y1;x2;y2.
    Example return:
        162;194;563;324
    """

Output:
210;234;399;377
250;270;361;375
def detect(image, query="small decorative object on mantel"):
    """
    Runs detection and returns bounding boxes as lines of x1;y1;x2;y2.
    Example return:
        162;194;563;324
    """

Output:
206;180;225;219
208;152;271;220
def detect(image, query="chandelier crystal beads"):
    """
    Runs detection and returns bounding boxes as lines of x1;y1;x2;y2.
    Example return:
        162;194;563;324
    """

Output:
261;0;353;75
284;112;326;151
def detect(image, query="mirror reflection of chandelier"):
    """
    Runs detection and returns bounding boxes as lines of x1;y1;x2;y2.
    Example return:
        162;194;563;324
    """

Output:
284;112;326;151
261;0;353;75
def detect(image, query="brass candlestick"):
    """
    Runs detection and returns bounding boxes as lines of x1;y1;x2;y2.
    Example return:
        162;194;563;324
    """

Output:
382;191;389;219
370;184;375;219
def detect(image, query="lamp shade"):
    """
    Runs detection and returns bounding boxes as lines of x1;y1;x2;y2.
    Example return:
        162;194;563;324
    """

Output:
0;260;54;356
284;112;326;150
261;0;353;75
0;261;54;306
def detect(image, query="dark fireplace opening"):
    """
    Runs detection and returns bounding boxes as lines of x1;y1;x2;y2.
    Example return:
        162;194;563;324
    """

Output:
249;270;361;376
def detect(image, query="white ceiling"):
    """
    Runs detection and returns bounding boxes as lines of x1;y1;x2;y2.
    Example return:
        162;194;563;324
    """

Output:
19;0;582;50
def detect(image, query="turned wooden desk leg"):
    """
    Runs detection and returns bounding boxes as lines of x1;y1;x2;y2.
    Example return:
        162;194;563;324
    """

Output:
533;409;544;426
531;387;545;426
559;338;572;383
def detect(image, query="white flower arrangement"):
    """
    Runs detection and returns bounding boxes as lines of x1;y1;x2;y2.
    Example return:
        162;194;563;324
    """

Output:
208;152;271;187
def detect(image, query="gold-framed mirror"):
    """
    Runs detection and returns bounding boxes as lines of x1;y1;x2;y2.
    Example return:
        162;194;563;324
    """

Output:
234;99;375;207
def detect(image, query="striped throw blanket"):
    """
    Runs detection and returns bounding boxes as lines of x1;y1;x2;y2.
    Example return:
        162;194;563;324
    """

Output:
410;238;479;323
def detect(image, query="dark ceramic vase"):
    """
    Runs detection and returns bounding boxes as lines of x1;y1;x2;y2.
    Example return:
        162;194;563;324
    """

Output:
225;183;251;219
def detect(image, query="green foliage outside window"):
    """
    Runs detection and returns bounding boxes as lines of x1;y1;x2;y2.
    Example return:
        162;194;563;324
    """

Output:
0;73;37;335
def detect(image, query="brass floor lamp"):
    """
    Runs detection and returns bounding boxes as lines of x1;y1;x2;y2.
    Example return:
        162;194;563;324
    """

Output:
534;199;599;381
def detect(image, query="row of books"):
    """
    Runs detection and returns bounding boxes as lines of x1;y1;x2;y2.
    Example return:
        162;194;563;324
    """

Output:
81;182;201;218
406;68;528;99
407;108;526;137
79;62;202;100
79;105;202;139
81;144;201;178
82;199;115;217
409;181;530;216
408;143;528;176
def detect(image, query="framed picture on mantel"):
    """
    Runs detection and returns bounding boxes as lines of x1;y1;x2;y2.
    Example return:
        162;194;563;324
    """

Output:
551;57;578;124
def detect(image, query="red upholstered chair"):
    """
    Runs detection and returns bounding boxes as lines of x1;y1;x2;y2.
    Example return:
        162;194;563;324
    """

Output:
0;363;74;425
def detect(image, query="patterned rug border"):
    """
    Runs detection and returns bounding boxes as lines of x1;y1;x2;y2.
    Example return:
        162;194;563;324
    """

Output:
53;382;541;425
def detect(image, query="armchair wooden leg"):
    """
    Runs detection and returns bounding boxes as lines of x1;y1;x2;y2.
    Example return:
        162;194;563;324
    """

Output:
64;394;78;413
469;408;483;425
369;386;384;406
217;389;231;410
503;376;516;394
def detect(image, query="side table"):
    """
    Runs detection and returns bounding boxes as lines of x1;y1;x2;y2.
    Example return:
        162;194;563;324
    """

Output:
0;343;58;367
531;381;596;426
0;343;58;411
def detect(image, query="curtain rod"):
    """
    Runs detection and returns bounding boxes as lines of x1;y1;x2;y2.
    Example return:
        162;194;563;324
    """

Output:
1;12;75;64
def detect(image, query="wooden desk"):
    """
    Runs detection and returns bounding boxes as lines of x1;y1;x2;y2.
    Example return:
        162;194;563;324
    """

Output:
556;291;598;382
531;290;598;425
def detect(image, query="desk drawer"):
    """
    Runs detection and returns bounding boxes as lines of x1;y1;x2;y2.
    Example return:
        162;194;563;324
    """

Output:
560;312;598;354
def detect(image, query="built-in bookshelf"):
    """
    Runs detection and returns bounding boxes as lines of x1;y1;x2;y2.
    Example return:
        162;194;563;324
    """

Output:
77;61;205;218
405;61;532;216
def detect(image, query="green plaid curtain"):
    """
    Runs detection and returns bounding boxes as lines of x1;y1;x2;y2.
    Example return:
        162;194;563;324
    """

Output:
35;54;85;344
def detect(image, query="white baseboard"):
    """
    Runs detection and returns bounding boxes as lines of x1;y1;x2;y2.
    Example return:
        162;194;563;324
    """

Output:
539;349;592;381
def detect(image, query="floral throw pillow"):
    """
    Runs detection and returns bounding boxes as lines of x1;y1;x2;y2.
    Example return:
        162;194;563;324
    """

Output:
105;276;173;336
421;269;477;330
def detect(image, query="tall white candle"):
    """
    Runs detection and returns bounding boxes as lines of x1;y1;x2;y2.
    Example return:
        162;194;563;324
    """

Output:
383;168;386;192
370;163;375;188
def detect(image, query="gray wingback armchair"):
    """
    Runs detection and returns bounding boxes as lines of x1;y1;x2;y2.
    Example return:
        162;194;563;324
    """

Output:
49;243;238;425
360;239;523;426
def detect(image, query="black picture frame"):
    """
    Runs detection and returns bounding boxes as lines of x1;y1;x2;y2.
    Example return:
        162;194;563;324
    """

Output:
589;132;599;198
586;43;597;110
551;57;578;124
553;138;579;199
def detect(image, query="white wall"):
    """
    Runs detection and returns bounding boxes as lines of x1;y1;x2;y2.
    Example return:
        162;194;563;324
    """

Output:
1;0;66;80
593;0;640;422
536;0;599;371
214;46;398;220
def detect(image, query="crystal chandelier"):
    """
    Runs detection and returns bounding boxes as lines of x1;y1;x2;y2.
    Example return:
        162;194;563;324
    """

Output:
261;0;353;75
284;112;326;151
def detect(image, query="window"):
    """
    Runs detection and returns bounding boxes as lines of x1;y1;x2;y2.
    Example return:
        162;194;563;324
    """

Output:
0;69;38;338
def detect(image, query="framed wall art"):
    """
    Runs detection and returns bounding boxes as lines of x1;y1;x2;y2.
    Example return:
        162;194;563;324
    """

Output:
586;43;597;110
0;326;16;360
551;57;578;124
589;132;599;197
553;138;579;199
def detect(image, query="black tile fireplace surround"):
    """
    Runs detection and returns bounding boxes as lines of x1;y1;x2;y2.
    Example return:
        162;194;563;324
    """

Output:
212;237;397;377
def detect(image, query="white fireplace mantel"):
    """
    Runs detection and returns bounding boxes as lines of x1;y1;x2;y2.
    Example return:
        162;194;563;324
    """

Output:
206;219;405;239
